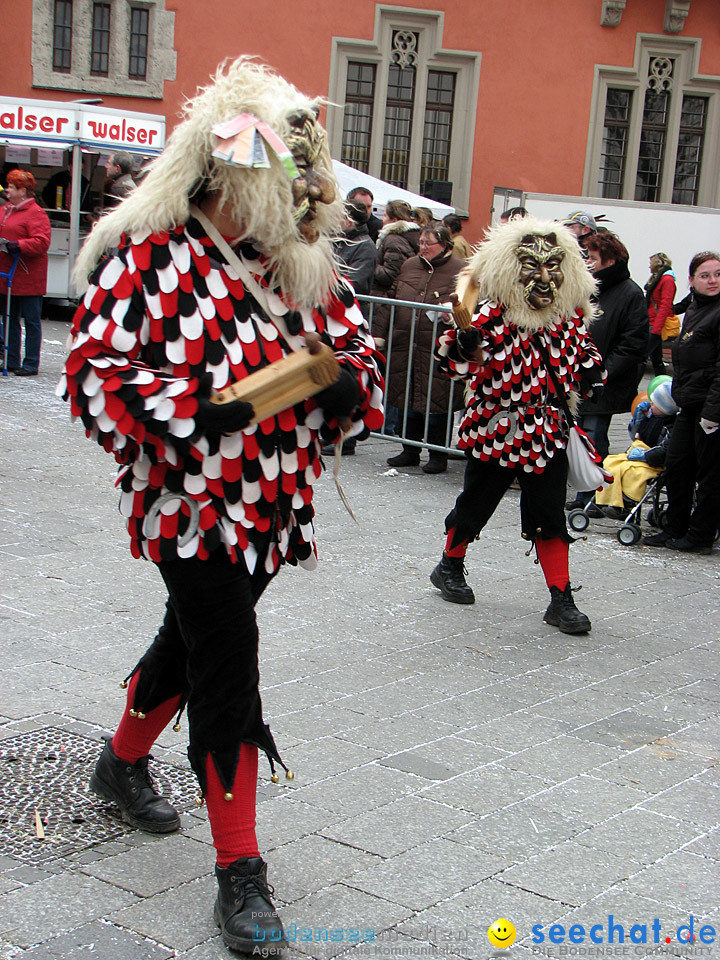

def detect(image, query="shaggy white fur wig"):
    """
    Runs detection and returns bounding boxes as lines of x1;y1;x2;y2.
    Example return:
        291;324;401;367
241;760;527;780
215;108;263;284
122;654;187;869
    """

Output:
464;217;597;331
75;58;345;306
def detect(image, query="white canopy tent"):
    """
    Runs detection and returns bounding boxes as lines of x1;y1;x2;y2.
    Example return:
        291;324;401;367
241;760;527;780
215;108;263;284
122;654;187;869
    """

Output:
331;159;455;218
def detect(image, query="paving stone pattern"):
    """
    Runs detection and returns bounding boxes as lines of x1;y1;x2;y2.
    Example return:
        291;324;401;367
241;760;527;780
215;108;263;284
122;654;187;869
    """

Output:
1;324;718;960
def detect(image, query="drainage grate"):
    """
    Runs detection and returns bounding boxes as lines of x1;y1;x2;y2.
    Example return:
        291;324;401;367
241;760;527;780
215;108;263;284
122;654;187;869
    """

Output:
0;727;199;865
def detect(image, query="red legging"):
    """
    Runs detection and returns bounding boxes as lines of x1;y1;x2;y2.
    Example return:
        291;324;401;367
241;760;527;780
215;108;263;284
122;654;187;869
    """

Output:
111;672;181;763
112;673;260;866
535;537;569;590
204;747;260;866
444;526;468;558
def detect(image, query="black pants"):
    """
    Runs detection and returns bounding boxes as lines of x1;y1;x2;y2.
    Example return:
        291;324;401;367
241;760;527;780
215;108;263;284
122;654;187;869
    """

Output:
130;551;280;792
400;411;448;463
445;451;571;548
647;332;666;375
664;405;720;546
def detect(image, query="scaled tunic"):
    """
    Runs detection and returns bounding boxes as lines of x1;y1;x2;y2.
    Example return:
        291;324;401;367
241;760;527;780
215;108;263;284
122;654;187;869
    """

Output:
58;217;384;573
436;299;604;472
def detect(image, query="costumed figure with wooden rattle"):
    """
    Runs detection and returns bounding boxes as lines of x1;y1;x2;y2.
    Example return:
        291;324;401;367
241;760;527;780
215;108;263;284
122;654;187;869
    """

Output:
57;58;383;956
430;217;606;634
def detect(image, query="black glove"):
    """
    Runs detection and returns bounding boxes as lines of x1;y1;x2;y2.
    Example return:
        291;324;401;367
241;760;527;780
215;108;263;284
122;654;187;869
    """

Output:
5;240;20;255
194;373;254;435
315;367;361;419
457;328;480;358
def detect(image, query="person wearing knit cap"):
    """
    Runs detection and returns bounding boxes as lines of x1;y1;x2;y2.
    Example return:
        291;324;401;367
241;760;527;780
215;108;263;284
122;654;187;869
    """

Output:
649;381;678;417
595;381;677;516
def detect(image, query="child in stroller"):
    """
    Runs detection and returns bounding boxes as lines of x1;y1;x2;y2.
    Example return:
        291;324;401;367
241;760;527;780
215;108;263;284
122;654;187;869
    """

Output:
567;381;677;543
594;380;677;519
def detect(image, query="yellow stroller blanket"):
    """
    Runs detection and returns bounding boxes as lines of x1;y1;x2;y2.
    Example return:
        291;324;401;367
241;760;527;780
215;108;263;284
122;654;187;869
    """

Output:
595;441;662;508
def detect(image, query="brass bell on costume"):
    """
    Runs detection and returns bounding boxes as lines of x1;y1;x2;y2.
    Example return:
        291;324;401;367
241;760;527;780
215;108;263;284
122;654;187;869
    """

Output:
120;680;128;689
173;722;181;732
223;792;233;801
285;770;294;781
271;773;279;783
129;708;138;717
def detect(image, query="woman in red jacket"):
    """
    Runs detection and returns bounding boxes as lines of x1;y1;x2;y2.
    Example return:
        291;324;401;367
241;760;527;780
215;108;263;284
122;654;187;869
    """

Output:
645;251;676;377
0;169;51;376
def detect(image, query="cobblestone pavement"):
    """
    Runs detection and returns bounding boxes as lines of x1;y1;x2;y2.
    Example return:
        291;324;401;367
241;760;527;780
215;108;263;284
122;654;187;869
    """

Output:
1;322;719;960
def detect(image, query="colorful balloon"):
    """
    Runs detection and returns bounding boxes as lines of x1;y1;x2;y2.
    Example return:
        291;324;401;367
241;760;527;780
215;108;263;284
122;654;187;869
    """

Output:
631;391;649;414
647;374;673;398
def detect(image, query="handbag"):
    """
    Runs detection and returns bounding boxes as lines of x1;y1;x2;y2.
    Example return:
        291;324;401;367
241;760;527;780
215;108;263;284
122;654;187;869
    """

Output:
566;424;611;492
534;335;612;492
661;313;681;340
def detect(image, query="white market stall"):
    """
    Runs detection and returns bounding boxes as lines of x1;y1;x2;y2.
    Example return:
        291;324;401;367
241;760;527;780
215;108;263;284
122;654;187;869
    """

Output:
0;96;165;300
332;159;455;218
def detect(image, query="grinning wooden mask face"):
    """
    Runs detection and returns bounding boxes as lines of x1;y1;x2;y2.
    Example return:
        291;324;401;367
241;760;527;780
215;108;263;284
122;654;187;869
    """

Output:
515;233;565;310
285;109;336;243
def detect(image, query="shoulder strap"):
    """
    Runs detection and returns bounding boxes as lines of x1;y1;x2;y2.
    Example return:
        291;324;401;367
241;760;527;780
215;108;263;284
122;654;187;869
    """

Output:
189;203;266;303
533;333;575;427
189;204;293;338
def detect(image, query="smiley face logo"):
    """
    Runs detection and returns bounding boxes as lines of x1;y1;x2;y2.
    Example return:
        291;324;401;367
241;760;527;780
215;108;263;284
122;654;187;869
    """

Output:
488;918;516;948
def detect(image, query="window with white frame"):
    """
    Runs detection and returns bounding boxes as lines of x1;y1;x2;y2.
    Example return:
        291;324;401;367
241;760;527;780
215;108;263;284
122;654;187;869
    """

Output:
33;0;176;99
585;35;720;207
328;7;481;214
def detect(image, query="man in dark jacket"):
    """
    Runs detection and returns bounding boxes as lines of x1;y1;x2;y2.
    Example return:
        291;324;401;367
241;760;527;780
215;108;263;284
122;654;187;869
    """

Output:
334;200;376;296
347;186;382;242
566;231;647;511
324;200;378;456
103;152;135;209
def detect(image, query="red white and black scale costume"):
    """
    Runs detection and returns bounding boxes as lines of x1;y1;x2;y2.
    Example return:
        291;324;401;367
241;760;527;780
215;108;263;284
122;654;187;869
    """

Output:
58;215;383;858
436;299;604;579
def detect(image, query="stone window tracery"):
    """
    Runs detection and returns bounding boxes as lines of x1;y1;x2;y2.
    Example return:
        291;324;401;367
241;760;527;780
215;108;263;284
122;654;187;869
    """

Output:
327;6;481;214
585;35;720;207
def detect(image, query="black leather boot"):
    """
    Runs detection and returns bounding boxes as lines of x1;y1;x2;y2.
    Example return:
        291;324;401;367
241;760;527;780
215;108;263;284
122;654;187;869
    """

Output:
543;584;591;634
387;446;420;467
422;455;447;474
214;856;286;956
430;554;475;604
90;739;180;833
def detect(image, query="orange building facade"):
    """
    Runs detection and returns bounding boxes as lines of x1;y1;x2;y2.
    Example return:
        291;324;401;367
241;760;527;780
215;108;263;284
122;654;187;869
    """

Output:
2;0;720;239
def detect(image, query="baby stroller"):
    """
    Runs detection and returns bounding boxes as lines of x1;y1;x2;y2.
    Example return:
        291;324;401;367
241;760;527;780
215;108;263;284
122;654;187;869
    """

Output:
567;468;668;546
568;383;677;545
1;251;20;377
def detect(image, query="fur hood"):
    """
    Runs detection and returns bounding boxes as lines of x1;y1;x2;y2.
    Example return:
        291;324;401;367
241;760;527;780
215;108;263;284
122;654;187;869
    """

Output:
377;219;420;242
462;216;597;332
74;58;345;307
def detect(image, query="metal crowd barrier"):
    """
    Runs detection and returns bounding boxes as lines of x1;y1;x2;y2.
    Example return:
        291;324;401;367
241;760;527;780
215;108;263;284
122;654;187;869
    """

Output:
357;293;463;456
